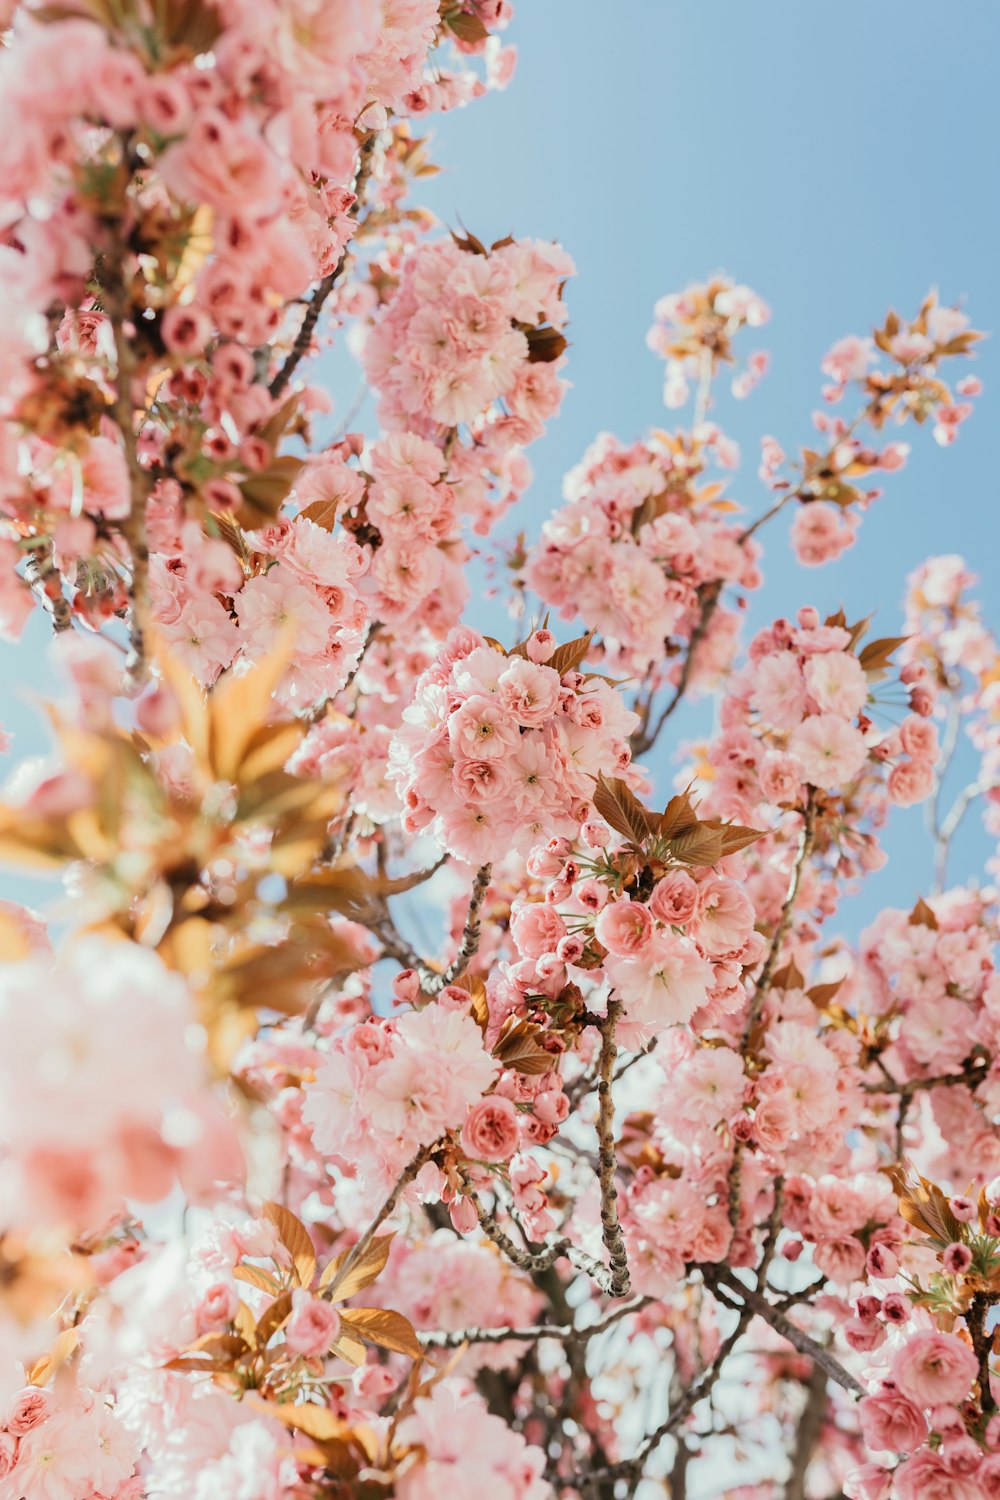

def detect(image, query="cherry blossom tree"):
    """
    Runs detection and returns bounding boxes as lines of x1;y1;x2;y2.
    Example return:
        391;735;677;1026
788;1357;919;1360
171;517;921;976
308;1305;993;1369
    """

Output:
0;4;996;1499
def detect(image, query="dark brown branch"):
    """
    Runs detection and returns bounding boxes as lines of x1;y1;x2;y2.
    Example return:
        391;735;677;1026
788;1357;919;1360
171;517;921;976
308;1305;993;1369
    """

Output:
783;1363;828;1500
712;1271;863;1398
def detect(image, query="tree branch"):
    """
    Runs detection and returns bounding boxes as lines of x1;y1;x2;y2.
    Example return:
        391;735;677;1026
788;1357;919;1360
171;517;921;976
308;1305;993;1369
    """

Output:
269;134;378;399
426;862;492;993
712;1271;863;1398
595;998;631;1298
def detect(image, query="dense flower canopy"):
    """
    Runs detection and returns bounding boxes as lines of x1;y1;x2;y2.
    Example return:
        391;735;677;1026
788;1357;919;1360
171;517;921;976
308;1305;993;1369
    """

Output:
0;3;996;1499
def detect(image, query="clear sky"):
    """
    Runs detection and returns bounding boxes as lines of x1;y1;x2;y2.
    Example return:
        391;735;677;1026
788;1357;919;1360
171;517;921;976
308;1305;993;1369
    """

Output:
2;2;998;933
410;0;1000;924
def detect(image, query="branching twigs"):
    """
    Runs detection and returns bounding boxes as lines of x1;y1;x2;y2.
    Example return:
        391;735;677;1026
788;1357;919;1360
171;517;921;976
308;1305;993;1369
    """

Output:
595;999;631;1298
269;134;378;399
463;1174;622;1293
727;796;817;1223
322;1144;431;1300
712;1271;864;1398
106;205;152;686
631;579;722;755
567;1302;754;1490
426;862;492;992
419;1295;650;1350
862;1057;989;1097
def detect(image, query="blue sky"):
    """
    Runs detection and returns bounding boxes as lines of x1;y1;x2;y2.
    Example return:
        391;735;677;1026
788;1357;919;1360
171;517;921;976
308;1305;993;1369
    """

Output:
2;3;998;928
410;1;1000;921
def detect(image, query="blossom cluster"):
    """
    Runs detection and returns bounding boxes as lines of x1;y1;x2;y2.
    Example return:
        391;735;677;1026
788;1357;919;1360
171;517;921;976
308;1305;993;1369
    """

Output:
521;426;760;678
363;233;575;534
388;626;640;863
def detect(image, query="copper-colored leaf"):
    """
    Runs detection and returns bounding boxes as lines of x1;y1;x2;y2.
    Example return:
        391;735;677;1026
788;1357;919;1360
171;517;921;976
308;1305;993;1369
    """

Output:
770;958;806;992
297;498;339;531
525;325;568;364
492;1015;553;1075
593;774;655;847
703;817;767;857
263;1203;317;1289
209;629;297;783
259;1400;354;1443
909;896;939;930
807;979;845;1007
320;1233;394;1303
26;1328;80;1387
233;1300;258;1348
444;9;489;42
654;787;701;841
857;635;908;675
256;1290;294;1347
667;823;726;867
338;1307;422;1360
234;1262;282;1296
547;631;595;678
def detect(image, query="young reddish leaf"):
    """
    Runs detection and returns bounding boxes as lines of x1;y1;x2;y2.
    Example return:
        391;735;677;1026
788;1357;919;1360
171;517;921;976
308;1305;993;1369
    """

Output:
547;630;595;678
257;1400;355;1443
770;958;806;992
525;326;568;364
702;818;767;856
492;1015;554;1075
908;896;939;929
444;10;490;43
667;823;726;868
857;635;908;674
593;774;656;847
654;787;701;841
807;980;845;1008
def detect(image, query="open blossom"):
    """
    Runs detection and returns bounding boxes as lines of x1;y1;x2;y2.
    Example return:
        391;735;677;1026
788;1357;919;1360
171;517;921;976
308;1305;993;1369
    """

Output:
594;898;655;956
284;1291;341;1357
395;1382;551;1500
789;713;867;789
604;931;713;1043
0;0;993;1486
890;1330;979;1407
461;1096;520;1162
389;627;639;862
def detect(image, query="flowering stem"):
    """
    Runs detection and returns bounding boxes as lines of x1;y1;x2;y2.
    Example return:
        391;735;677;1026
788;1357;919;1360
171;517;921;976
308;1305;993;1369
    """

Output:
783;1363;828;1500
742;790;818;1045
568;1301;754;1488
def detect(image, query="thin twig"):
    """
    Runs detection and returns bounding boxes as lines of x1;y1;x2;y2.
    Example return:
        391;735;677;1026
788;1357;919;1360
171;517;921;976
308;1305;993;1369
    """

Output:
322;1145;431;1300
783;1363;828;1500
567;1303;754;1488
269;135;377;398
418;1295;650;1349
23;541;73;633
711;1271;863;1398
595;998;631;1298
426;862;492;993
